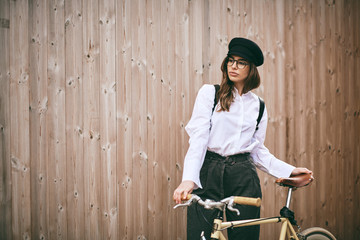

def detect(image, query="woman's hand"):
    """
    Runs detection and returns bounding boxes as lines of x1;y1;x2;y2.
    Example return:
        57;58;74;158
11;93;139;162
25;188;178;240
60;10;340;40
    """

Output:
290;167;313;177
173;180;195;204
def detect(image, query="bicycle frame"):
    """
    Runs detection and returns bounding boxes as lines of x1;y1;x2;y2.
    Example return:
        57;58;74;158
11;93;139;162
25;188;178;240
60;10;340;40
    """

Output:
174;173;316;240
210;216;298;240
210;188;299;240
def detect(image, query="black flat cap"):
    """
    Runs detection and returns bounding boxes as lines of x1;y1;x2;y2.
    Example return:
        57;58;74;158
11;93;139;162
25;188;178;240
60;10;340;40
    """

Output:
228;37;264;66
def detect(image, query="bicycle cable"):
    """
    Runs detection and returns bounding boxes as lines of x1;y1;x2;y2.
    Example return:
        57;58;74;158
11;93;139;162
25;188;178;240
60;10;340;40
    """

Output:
195;201;217;230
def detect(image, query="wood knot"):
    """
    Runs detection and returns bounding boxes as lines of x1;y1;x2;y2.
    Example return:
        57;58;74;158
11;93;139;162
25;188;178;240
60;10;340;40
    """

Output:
38;174;44;182
65;19;70;27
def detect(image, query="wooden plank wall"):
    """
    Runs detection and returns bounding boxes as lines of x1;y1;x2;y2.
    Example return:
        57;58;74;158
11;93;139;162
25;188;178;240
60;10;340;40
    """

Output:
0;0;359;239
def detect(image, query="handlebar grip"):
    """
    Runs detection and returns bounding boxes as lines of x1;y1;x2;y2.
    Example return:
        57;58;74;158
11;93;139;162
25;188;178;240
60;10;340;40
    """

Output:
181;194;192;201
233;196;261;207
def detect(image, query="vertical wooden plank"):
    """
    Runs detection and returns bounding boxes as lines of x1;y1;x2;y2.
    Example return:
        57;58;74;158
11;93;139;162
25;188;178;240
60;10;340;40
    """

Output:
342;1;359;238
208;0;226;87
116;0;134;239
82;0;101;239
292;0;305;227
292;0;313;230
0;0;11;239
29;0;49;238
9;0;31;239
335;1;348;239
340;2;348;237
47;0;67;239
353;1;359;237
9;0;32;239
174;0;190;238
260;0;284;238
315;0;329;233
259;0;277;237
202;0;210;84
159;2;170;235
131;0;148;238
305;0;317;229
325;1;337;234
64;0;85;238
309;0;321;230
273;0;290;234
226;0;241;40
159;0;176;238
189;0;204;95
256;2;268;239
351;1;360;237
146;0;163;238
158;0;177;238
165;0;177;238
283;2;301;236
99;0;118;239
334;0;345;237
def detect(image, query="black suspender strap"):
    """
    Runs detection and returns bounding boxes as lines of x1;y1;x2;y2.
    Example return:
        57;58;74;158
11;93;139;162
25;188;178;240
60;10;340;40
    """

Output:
256;97;265;131
212;84;220;113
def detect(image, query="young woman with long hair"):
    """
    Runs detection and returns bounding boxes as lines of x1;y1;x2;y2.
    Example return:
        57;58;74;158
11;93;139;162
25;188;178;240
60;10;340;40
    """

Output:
173;37;312;240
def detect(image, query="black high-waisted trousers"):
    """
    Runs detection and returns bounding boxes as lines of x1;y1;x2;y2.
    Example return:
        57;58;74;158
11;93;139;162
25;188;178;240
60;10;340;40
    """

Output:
187;151;262;240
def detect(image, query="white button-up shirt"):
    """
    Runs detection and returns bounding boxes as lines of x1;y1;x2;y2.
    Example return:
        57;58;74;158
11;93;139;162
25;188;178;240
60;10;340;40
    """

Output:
182;84;295;188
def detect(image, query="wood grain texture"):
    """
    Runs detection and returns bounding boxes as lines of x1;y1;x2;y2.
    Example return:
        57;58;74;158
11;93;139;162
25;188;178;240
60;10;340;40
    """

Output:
47;0;68;239
64;0;85;239
9;0;31;239
0;0;11;239
29;1;49;239
83;0;101;239
0;0;359;239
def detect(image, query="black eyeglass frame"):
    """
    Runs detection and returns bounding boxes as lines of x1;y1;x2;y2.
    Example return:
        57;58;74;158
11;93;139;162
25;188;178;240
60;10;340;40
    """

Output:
226;57;249;69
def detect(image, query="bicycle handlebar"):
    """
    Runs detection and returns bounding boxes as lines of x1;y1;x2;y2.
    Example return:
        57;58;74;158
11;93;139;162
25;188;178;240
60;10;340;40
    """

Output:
233;196;261;207
181;194;261;207
174;174;313;212
174;194;261;215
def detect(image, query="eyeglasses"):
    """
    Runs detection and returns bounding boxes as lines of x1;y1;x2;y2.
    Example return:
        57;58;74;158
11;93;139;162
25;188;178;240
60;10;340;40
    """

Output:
227;58;249;69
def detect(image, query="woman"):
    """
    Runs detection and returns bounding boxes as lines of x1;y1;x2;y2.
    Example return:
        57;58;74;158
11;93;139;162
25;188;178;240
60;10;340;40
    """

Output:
173;37;312;240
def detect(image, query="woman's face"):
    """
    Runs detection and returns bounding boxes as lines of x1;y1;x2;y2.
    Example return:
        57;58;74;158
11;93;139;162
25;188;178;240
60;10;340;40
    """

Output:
226;55;250;84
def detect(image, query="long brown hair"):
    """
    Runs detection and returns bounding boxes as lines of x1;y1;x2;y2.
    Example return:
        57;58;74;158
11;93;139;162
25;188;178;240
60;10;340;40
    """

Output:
216;56;261;112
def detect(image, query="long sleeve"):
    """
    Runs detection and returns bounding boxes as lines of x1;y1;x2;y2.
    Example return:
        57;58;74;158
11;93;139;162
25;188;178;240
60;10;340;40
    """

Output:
250;107;295;178
182;84;215;188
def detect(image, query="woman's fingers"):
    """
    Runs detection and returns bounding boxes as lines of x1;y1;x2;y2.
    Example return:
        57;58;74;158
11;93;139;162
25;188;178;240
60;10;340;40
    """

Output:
291;167;313;176
173;181;195;204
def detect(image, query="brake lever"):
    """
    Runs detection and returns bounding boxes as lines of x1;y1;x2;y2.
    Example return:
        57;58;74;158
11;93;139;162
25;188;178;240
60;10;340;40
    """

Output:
173;194;201;209
221;196;240;216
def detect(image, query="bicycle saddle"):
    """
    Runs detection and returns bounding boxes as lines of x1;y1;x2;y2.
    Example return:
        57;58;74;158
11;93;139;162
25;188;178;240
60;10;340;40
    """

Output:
275;173;314;188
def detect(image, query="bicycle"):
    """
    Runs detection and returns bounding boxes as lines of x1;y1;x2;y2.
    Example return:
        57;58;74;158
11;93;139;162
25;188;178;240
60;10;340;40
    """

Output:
174;173;336;240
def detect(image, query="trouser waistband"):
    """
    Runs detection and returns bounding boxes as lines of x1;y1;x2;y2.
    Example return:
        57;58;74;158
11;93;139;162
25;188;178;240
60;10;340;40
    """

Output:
205;150;250;163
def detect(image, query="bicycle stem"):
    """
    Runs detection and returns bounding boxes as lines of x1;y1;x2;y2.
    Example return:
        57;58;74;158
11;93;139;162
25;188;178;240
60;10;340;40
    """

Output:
285;187;293;208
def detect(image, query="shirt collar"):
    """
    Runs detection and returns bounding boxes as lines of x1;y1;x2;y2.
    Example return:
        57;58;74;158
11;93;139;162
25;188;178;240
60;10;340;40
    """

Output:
233;87;252;99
